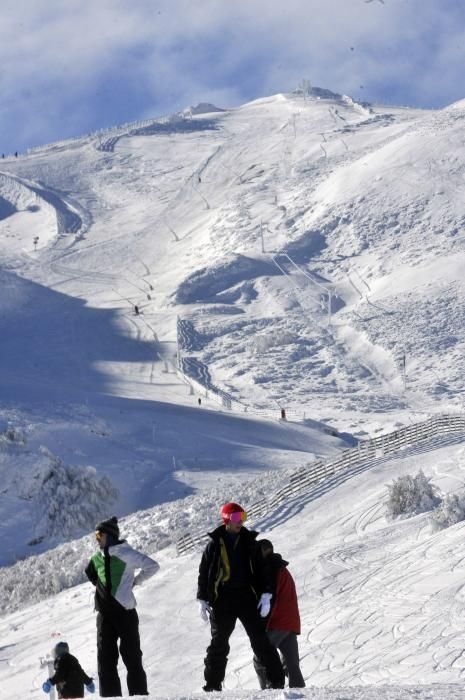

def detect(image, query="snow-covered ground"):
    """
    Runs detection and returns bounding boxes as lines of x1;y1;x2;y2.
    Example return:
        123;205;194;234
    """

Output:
2;436;465;699
2;87;465;698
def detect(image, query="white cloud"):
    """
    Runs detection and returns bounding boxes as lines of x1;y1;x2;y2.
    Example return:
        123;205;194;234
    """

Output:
2;0;465;151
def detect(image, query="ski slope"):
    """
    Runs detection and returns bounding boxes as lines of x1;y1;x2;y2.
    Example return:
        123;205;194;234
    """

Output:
3;90;464;432
1;87;465;698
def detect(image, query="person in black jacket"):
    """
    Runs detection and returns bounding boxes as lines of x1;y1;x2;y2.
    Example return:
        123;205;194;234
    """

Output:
197;502;284;692
42;641;94;698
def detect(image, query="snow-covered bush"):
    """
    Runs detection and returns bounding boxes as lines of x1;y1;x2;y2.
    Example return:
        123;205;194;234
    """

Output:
253;330;295;354
385;469;438;519
33;448;119;539
0;423;26;446
430;492;465;531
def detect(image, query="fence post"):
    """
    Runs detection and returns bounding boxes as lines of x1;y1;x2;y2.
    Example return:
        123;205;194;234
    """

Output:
176;316;181;368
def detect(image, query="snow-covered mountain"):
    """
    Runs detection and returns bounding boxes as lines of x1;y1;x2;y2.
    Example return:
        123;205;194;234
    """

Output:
4;88;463;433
1;87;465;698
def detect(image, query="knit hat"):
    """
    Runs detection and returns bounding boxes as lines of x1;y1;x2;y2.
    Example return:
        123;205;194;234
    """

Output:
95;516;120;539
258;539;274;555
53;641;69;658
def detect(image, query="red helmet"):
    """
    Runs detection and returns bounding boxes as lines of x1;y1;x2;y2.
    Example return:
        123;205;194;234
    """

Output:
221;502;247;524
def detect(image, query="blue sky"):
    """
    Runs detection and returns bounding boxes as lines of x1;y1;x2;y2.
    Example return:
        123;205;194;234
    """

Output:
2;0;465;154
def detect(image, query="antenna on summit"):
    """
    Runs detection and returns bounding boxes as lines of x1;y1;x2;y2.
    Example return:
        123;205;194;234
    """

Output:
299;79;312;101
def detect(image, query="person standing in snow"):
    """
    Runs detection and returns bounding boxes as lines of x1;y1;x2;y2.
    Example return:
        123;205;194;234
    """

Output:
197;502;284;692
253;539;305;689
41;641;95;698
85;516;159;697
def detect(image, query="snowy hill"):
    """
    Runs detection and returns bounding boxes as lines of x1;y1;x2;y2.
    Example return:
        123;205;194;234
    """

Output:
4;96;463;413
4;87;459;437
1;87;465;698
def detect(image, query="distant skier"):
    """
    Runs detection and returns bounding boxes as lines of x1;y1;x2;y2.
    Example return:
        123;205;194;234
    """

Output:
253;539;305;689
85;516;159;697
198;397;202;406
197;502;284;692
42;641;95;698
134;305;140;315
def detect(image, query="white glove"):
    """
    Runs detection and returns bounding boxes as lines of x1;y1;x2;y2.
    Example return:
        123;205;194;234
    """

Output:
257;592;272;617
198;599;211;622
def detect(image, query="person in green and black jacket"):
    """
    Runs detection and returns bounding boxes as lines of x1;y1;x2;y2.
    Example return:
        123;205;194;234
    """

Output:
197;502;284;692
85;516;159;698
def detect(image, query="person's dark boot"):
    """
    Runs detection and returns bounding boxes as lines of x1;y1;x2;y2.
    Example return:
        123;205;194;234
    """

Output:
203;684;222;692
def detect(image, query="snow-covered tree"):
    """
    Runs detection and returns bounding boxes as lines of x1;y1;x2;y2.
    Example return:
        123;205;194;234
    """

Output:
385;469;438;519
430;492;465;531
33;448;119;539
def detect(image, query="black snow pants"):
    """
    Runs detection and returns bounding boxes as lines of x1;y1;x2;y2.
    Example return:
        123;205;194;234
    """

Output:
204;588;284;690
254;629;305;689
97;608;148;697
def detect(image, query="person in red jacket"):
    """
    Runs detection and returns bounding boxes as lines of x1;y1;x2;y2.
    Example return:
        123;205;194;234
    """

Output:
253;539;305;689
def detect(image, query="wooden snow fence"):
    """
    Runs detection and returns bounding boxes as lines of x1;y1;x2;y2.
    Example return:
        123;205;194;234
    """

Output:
176;413;465;555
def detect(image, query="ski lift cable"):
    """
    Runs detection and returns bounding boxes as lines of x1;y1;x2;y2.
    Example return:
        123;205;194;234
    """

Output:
279;251;334;294
271;256;324;306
